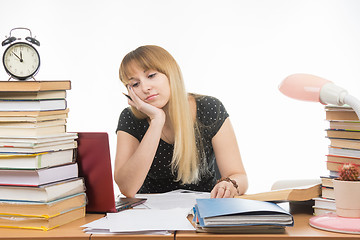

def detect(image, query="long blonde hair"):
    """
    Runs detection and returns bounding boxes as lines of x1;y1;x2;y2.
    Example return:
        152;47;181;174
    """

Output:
119;45;200;184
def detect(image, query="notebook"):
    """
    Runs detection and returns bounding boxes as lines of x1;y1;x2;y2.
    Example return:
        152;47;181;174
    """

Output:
75;132;146;213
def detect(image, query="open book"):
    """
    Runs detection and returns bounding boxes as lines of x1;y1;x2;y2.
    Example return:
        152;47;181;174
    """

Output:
237;179;321;202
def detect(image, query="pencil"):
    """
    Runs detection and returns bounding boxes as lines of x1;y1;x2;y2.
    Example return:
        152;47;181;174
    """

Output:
122;92;132;101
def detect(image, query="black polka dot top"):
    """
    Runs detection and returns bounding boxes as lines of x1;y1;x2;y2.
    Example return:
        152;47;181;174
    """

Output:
116;95;229;193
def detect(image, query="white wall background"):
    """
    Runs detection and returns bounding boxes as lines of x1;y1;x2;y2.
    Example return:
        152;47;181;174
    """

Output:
1;0;360;195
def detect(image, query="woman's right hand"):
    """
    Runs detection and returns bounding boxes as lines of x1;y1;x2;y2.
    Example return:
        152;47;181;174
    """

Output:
127;86;166;124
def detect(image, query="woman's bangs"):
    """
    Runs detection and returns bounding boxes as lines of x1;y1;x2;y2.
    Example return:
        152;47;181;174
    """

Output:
124;58;161;80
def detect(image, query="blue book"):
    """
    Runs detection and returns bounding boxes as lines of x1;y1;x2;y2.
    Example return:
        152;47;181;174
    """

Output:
195;198;294;228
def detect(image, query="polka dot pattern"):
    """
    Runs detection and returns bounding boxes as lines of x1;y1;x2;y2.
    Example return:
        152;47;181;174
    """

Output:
116;95;229;193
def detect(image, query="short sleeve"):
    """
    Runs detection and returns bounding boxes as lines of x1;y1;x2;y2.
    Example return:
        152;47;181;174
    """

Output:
196;96;229;139
116;108;146;142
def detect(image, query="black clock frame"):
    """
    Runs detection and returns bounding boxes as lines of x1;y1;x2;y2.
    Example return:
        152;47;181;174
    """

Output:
2;42;41;81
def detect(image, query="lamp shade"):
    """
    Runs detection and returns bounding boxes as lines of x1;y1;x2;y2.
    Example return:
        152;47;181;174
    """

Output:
279;73;360;120
278;73;331;103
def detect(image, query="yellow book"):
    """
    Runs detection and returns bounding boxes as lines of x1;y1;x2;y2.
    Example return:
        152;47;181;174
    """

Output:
0;193;86;218
0;206;85;231
0;149;75;169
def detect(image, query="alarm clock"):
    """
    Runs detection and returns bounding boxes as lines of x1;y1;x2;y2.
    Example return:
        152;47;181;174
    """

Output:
2;27;40;81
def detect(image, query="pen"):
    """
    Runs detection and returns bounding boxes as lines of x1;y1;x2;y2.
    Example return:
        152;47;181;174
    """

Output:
122;92;132;101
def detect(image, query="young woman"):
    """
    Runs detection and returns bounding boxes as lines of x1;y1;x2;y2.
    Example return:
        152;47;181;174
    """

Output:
114;45;248;198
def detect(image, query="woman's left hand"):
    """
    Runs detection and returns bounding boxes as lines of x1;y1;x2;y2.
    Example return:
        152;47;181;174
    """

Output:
210;181;238;198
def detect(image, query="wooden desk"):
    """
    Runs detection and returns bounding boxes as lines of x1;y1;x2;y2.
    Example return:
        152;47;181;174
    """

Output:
0;213;359;239
176;213;360;239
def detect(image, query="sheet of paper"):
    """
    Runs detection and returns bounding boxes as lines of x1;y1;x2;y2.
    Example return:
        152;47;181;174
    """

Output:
134;189;210;210
83;228;171;235
271;179;321;190
81;216;109;229
82;215;173;235
107;208;195;232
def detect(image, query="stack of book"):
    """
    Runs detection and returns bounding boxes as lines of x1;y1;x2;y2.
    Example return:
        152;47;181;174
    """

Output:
314;105;359;216
0;81;86;231
192;198;293;233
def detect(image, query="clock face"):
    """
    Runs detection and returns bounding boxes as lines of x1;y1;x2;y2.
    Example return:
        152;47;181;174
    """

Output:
2;42;40;80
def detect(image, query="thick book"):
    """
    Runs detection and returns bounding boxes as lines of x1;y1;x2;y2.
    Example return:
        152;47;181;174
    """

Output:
312;197;336;216
0;149;75;169
0;125;66;137
0;119;66;128
0;140;76;153
326;129;360;140
0;132;77;147
321;186;335;200
0;178;85;202
326;109;358;121
320;175;336;188
0;109;69;122
327;161;341;172
0;113;67;123
0;90;66;100
0;81;71;92
329;120;360;131
0;163;78;186
327;161;360;172
195;198;293;228
328;146;360;158
237;180;321;202
0;99;67;112
329;138;360;150
0;205;85;231
0;193;86;217
327;155;360;166
313;207;336;216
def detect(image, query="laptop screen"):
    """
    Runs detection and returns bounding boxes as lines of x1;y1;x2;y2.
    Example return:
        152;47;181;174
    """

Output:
75;132;117;213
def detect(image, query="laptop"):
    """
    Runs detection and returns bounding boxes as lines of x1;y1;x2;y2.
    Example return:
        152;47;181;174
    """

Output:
75;132;146;213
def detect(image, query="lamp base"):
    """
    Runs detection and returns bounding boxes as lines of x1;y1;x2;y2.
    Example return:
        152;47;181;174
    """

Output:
309;213;360;234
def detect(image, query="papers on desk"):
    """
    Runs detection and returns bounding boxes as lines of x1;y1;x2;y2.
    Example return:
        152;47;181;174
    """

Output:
82;189;208;234
109;208;194;231
135;189;210;210
82;208;194;235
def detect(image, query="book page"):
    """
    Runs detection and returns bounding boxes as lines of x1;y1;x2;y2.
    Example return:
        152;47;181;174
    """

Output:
271;179;321;190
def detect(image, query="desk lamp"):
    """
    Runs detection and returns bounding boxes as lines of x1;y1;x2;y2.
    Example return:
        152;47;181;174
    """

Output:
278;73;360;120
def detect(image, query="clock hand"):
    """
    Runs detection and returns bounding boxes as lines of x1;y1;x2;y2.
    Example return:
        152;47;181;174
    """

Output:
12;51;22;61
20;51;23;62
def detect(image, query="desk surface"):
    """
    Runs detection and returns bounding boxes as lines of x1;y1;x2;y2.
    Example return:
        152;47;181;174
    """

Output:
0;213;359;239
176;213;360;240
